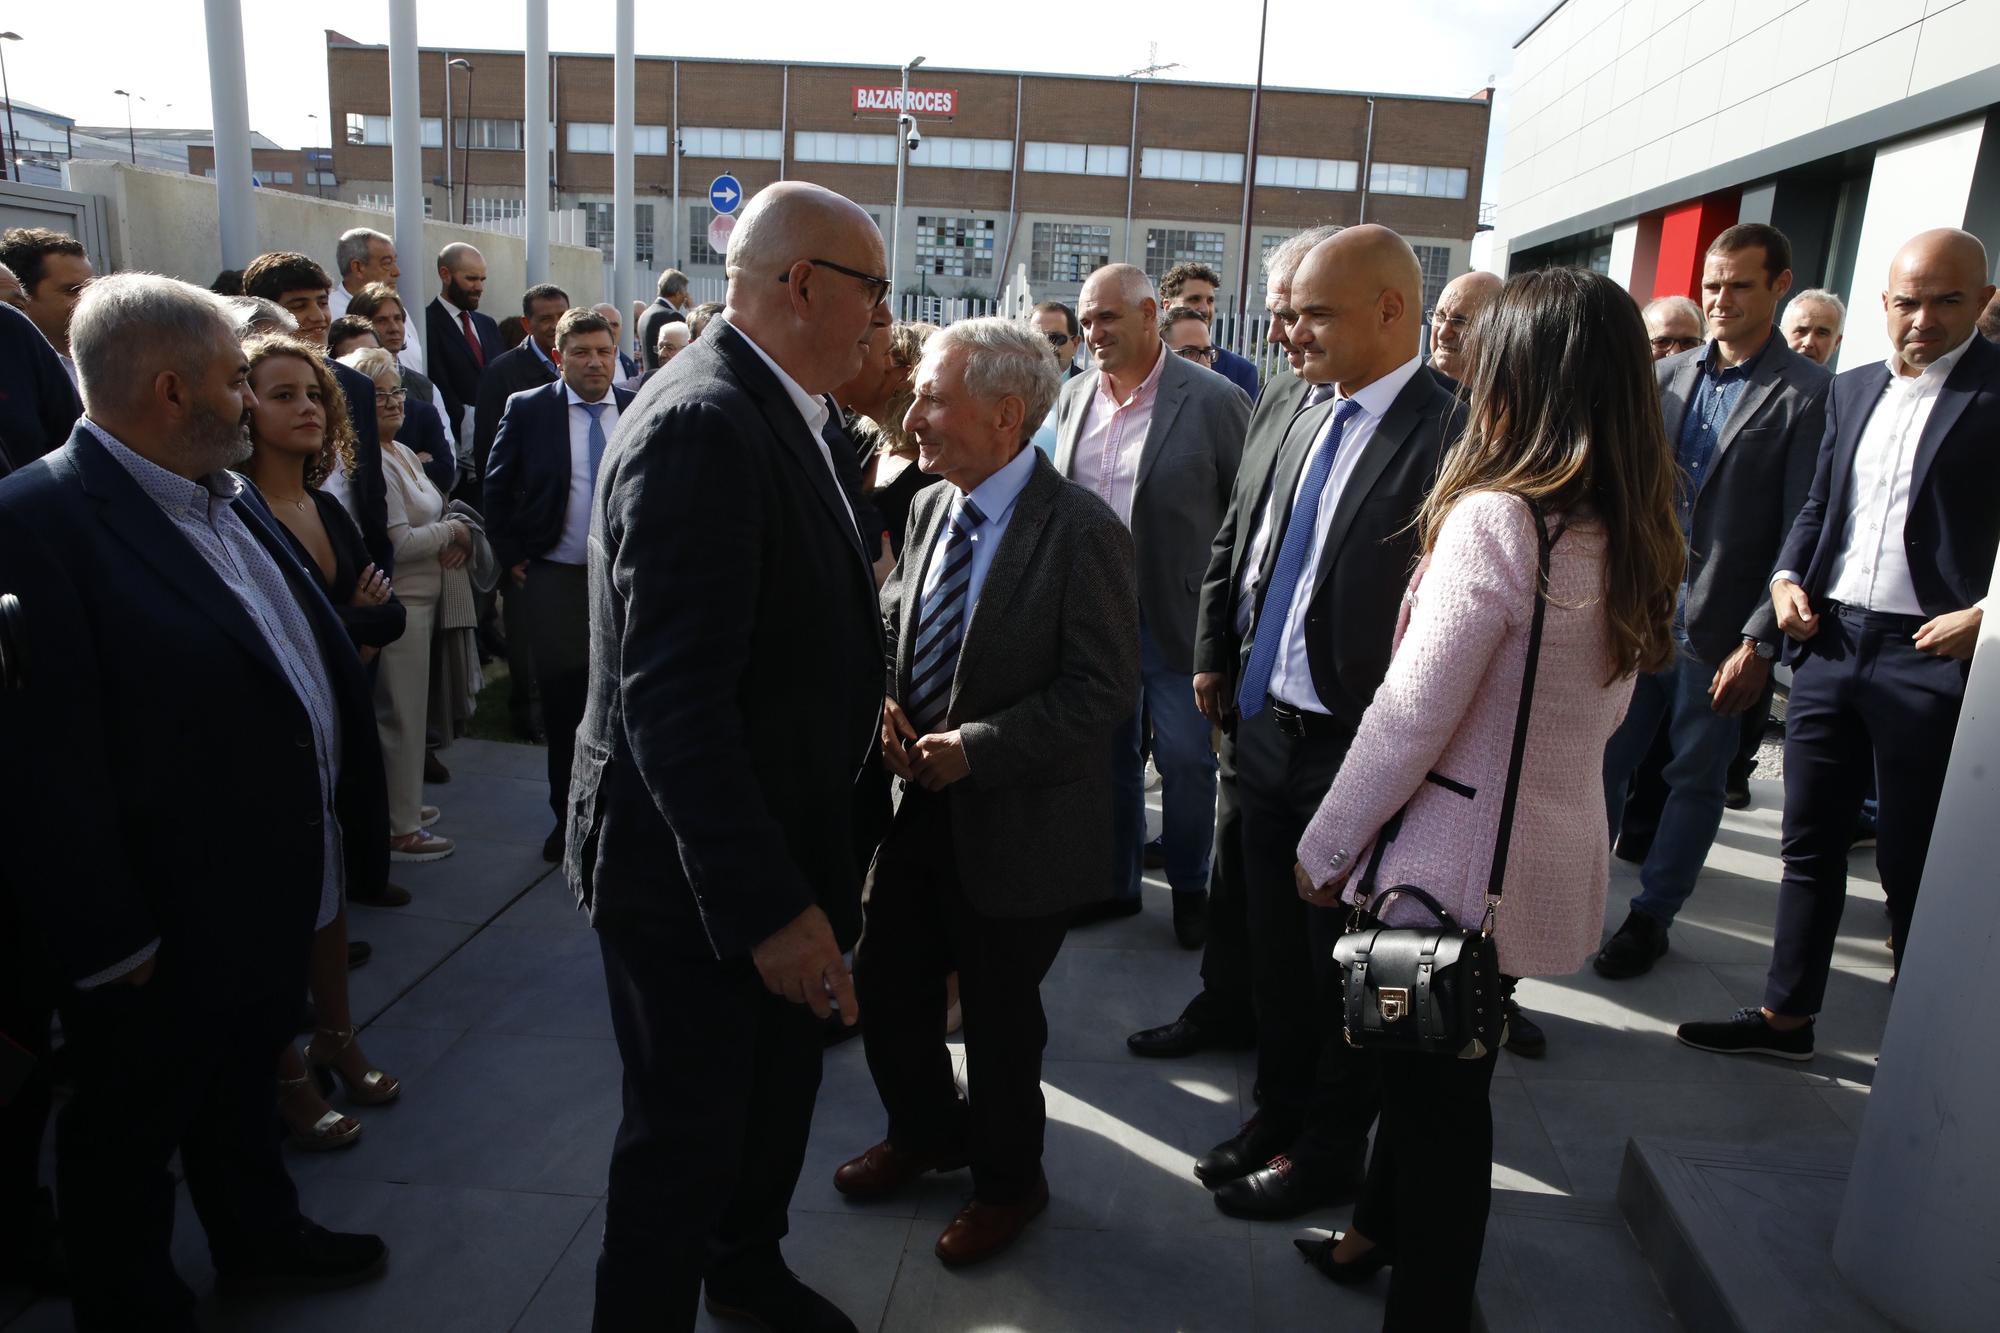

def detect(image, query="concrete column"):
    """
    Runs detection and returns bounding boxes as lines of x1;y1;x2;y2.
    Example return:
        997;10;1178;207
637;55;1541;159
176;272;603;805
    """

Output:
1606;220;1639;292
523;0;549;286
611;0;636;313
386;0;426;305
1832;547;2000;1332
201;0;256;269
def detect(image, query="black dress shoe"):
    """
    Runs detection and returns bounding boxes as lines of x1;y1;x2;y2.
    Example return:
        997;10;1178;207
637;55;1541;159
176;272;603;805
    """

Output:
424;750;452;785
1070;896;1143;927
1593;908;1668;979
216;1221;387;1295
1502;997;1545;1057
1295;1233;1391;1285
705;1263;857;1333
1128;1002;1254;1059
1171;890;1208;950
1193;1115;1291;1186
1612;832;1652;864
542;827;564;864
1723;773;1751;810
1142;837;1168;870
346;940;372;970
1212;1152;1361;1219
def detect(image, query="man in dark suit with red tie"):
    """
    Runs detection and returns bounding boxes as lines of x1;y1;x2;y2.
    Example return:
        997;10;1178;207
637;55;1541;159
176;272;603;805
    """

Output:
1680;228;2000;1061
424;242;503;455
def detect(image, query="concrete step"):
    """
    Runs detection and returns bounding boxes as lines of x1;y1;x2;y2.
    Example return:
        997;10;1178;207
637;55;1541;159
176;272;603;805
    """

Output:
1476;1189;1681;1333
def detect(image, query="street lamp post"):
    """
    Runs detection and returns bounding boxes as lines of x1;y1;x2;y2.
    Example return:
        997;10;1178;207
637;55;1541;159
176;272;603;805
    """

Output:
306;114;325;196
453;58;475;225
113;88;136;164
0;33;22;184
890;53;925;319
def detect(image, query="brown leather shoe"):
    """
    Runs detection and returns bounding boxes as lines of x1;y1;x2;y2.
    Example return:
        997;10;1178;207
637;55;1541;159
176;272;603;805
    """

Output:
933;1175;1049;1267
832;1140;967;1200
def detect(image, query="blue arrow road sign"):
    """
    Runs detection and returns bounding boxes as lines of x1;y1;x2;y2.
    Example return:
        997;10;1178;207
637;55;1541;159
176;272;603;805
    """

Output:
709;175;743;214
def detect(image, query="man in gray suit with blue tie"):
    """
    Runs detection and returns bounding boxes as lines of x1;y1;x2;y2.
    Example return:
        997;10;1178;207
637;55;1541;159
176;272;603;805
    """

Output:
1056;263;1250;945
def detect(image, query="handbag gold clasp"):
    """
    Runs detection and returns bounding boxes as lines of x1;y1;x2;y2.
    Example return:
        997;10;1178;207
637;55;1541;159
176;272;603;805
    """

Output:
1377;987;1410;1022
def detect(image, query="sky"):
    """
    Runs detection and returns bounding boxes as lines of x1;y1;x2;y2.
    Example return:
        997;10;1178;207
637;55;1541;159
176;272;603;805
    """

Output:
7;0;1550;205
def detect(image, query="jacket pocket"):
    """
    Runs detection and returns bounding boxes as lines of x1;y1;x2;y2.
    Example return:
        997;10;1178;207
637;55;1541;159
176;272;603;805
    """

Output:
1424;771;1477;799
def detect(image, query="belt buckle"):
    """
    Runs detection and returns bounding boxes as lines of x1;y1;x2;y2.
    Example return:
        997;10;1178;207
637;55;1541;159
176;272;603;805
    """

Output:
1270;701;1305;738
1377;987;1411;1022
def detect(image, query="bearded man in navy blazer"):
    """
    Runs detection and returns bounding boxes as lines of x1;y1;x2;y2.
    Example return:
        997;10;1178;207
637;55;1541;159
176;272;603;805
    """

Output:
1680;228;2000;1062
568;183;890;1333
0;275;390;1328
485;307;636;862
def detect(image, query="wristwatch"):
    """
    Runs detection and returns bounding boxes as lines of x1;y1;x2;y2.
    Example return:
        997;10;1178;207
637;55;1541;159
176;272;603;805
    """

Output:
1745;636;1777;661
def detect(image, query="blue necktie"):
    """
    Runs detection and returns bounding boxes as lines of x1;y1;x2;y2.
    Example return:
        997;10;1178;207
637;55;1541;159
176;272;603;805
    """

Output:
581;401;609;483
1237;398;1366;719
906;498;989;735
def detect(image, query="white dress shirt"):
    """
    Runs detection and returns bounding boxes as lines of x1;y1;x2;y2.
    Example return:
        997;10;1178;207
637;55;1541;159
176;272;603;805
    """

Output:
1068;342;1167;527
1239;354;1425;713
550;385;620;566
438;293;482;441
1777;332;1986;615
734;327;860;543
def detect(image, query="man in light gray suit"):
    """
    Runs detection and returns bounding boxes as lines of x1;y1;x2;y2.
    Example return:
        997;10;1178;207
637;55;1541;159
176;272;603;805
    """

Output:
1598;222;1831;979
833;318;1138;1266
1055;263;1250;942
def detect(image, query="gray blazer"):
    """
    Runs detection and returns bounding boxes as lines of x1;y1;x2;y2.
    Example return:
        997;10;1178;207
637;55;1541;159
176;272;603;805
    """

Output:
1054;347;1250;675
1657;337;1830;665
882;450;1140;919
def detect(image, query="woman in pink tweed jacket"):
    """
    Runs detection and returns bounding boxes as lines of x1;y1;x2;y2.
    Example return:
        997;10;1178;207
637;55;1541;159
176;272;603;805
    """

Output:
1291;268;1685;1331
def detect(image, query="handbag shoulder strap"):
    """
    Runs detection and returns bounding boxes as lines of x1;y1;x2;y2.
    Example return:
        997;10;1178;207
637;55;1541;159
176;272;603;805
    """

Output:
1485;495;1557;921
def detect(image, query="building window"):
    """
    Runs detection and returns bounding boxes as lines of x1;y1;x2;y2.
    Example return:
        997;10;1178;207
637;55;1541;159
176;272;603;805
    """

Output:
1030;222;1112;286
907;138;1013;171
1412;244;1451;312
1140;148;1243;184
1366;163;1469;199
344;114;442;147
269;171;294;185
682;126;783;160
567;123;671;155
1255;155;1358;192
453;118;523;151
468;197;526;226
688;205;727;266
203;167;217;179
307;170;338;186
1144;229;1226;282
356;193;434;217
584;202;656;268
1023;142;1128;177
793;131;897;166
914;215;995;279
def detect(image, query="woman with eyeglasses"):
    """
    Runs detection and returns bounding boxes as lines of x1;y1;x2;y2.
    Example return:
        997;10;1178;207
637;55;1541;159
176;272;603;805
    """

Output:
340;347;471;866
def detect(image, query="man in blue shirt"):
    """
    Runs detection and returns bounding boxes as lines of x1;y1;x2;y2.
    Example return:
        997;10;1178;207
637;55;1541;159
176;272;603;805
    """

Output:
1159;261;1262;400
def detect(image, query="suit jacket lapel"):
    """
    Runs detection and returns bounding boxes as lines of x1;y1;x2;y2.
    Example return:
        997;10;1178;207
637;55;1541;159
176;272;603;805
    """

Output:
1054;373;1092;477
1133;353;1191;495
68;432;288;685
1309;376;1431;590
1699;349;1785;496
1660;355;1701;443
1253;393;1336;589
1910;335;1991;504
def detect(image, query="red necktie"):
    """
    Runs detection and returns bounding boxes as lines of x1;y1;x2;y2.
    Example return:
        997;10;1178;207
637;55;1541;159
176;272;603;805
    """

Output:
459;311;486;369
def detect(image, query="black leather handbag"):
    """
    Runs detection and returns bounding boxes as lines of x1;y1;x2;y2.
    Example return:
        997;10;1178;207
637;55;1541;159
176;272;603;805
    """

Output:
1330;507;1554;1060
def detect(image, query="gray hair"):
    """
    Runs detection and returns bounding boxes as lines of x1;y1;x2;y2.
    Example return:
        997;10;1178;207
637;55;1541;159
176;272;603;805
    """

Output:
71;273;236;416
1083;263;1155;309
1642;294;1705;333
335;228;392;281
338;346;400;386
656;320;690;353
223;294;298;338
1263;225;1343;284
1784;288;1846;332
925;316;1061;446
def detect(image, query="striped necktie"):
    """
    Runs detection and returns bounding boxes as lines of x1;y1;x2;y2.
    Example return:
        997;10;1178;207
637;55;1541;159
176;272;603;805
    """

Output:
906;497;989;736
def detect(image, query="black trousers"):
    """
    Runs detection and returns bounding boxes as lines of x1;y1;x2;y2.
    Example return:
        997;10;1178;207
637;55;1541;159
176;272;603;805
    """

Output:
1189;727;1254;1031
1728;677;1777;786
1350;1041;1502;1332
521;560;589;823
502;582;540;731
1234;707;1379;1161
594;918;825;1333
1768;605;1967;1014
56;970;302;1332
1616;716;1673;846
0;888;55;1259
857;787;1070;1205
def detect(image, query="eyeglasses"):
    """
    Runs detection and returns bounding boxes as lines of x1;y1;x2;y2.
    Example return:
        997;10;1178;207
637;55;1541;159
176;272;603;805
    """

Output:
1649;335;1703;354
377;386;407;401
779;258;892;307
1174;345;1217;364
1044;329;1074;348
1425;309;1470;332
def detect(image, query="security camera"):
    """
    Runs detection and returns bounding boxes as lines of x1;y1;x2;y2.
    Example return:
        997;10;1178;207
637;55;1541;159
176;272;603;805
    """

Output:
900;115;921;153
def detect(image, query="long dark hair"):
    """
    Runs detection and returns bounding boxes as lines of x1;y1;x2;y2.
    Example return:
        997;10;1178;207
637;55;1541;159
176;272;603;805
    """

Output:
1418;267;1683;681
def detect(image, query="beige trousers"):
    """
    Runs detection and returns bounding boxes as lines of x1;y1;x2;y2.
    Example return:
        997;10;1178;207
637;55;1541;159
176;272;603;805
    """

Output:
375;560;440;837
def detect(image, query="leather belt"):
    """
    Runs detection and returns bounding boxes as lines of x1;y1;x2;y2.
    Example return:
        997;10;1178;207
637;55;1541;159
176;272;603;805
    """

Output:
1825;601;1928;637
1266;698;1345;740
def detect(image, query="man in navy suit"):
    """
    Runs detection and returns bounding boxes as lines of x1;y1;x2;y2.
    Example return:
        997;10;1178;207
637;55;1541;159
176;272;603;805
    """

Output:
1159;260;1263;400
0;300;80;474
0;274;390;1328
424;242;504;447
1680;228;2000;1061
486;307;635;864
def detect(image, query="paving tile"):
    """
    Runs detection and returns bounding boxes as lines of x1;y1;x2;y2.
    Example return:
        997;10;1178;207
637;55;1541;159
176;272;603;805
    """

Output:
499;868;592;932
1040;946;1240;1068
1249;1224;1390;1331
1708;962;1893;1088
342;911;480;1028
380;834;556;926
418;769;554;849
433;737;548;783
1490;1074;1572;1196
377;923;611;1039
1479;1193;1678;1333
880;1222;1253;1333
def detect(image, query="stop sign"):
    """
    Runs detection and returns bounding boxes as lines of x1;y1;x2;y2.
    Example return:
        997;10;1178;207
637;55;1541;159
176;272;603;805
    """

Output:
708;213;736;260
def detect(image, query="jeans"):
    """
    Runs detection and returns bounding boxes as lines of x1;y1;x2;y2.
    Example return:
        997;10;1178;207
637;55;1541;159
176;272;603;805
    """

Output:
1110;621;1220;898
1601;647;1743;928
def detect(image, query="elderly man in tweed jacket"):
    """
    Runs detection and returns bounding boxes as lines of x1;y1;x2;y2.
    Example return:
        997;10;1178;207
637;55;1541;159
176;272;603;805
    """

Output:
831;318;1139;1268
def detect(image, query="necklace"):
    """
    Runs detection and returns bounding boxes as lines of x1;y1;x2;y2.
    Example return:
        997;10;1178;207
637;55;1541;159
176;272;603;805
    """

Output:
265;489;312;511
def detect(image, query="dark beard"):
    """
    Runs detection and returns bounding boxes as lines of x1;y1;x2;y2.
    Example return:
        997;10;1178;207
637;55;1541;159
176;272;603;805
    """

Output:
445;278;480;312
187;401;254;476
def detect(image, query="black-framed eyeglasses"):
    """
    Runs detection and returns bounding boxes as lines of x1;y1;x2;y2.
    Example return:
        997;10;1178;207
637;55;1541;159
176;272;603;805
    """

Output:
1650;335;1703;354
1425;308;1470;332
1044;329;1074;348
1174;345;1218;364
780;258;892;306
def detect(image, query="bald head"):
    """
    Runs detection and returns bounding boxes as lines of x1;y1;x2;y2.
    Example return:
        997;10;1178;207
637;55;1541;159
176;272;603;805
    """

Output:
1078;263;1163;385
721;181;890;395
1287;224;1425;390
1429;270;1503;381
1884;228;1996;375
